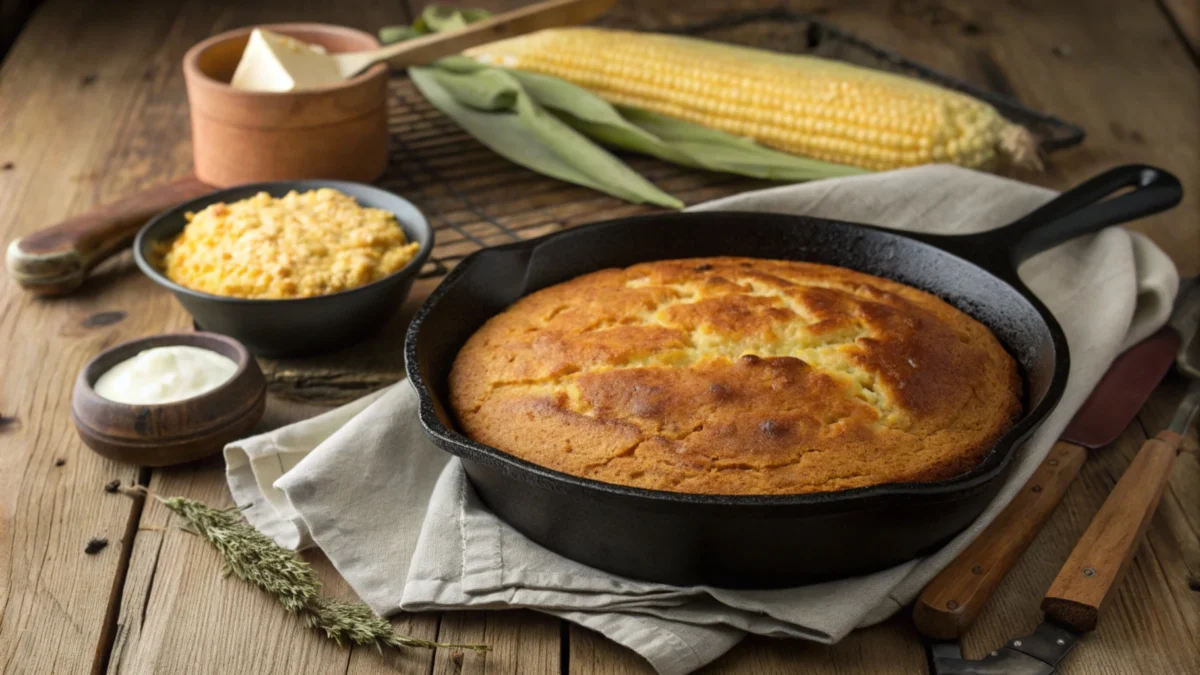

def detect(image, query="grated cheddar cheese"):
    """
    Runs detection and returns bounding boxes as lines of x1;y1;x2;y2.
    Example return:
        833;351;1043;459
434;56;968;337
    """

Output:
159;189;420;299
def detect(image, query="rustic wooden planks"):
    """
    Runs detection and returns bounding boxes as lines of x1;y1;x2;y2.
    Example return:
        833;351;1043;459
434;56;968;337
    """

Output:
108;398;445;675
0;1;195;672
0;1;415;673
431;611;562;674
0;0;1197;674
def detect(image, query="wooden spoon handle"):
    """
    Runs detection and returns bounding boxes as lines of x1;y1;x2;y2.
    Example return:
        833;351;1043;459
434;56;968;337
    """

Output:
6;176;211;295
913;441;1087;639
1040;430;1184;633
364;0;615;71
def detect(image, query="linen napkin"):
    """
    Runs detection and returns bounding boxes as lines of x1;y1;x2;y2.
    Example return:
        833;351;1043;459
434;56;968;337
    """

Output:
226;165;1178;674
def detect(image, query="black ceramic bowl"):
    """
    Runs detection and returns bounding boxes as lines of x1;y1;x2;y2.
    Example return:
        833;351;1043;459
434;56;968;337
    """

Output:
134;180;433;357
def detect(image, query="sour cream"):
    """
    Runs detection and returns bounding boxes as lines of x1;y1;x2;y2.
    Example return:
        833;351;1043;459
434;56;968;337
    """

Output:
93;346;238;404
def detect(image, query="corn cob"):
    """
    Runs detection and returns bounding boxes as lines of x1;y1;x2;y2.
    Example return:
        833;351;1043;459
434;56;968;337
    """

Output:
465;28;1041;172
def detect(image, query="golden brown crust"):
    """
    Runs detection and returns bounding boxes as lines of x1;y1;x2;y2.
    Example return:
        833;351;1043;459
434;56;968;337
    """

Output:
449;257;1022;495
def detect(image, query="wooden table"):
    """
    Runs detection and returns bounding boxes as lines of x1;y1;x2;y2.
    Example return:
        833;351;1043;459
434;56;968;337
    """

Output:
2;0;1198;673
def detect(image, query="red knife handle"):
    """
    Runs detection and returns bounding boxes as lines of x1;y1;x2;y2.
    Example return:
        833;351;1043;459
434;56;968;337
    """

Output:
6;176;211;295
913;441;1087;640
1041;430;1183;633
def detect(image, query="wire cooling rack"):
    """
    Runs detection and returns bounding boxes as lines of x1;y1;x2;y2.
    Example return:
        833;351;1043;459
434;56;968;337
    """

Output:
377;11;1084;284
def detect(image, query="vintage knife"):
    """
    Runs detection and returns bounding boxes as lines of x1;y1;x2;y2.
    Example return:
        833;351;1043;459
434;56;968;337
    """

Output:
913;327;1179;640
929;280;1200;675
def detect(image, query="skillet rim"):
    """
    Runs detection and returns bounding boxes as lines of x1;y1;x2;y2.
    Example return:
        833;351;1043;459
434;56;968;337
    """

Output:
404;210;1069;510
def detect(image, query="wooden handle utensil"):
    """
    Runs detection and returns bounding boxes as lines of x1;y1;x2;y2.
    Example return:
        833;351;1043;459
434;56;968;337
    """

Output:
333;0;616;77
6;176;212;295
912;328;1181;640
913;440;1087;639
1040;430;1184;632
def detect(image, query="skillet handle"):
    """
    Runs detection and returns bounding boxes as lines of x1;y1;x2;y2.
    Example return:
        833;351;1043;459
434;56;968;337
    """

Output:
992;165;1181;266
5;176;212;296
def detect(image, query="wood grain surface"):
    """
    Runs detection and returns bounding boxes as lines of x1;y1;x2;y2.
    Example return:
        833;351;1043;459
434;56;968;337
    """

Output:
0;0;1197;674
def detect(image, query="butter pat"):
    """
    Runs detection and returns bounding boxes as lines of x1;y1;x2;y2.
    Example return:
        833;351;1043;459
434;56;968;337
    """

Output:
230;28;343;92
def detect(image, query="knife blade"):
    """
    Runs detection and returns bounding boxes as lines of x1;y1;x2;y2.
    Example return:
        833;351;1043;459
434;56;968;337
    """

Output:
914;327;1178;640
1061;327;1181;447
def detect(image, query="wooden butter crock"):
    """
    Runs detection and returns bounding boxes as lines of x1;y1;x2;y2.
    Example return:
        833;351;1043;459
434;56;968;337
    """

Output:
182;23;389;187
72;332;267;466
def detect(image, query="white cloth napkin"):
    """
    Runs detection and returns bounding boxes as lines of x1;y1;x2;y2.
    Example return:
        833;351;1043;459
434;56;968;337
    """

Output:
226;165;1178;675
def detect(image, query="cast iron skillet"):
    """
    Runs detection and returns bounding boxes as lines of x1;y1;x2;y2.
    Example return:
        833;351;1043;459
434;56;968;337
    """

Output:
134;180;433;357
405;165;1181;588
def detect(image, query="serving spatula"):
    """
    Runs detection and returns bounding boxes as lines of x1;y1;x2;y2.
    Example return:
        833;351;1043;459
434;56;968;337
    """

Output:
928;280;1200;675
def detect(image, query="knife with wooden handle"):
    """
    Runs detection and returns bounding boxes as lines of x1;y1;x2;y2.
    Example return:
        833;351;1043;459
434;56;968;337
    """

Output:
1040;428;1187;632
6;176;213;295
913;327;1179;640
929;281;1200;675
1044;285;1200;632
930;427;1193;675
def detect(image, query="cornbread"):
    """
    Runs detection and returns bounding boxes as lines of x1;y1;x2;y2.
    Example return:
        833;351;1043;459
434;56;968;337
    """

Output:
159;189;419;299
449;257;1021;496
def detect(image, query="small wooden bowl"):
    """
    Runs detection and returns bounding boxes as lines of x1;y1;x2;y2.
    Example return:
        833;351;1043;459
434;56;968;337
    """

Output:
182;23;389;187
72;333;267;467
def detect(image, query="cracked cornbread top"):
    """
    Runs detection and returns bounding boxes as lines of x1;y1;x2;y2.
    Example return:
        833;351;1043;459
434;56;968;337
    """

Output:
159;189;419;299
449;257;1021;495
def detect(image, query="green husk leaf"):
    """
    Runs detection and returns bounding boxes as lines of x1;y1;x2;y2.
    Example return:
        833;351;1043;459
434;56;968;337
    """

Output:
504;70;651;137
430;67;518;111
378;25;426;45
432;54;488;74
379;4;491;44
158;495;487;653
411;66;683;208
421;4;492;32
504;69;865;181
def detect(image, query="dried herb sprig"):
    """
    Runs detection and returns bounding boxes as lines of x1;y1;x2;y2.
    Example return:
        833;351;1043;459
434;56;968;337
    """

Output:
144;492;486;653
160;497;317;612
304;597;462;651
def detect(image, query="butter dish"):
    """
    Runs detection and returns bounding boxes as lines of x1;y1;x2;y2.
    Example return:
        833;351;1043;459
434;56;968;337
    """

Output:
72;333;266;467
